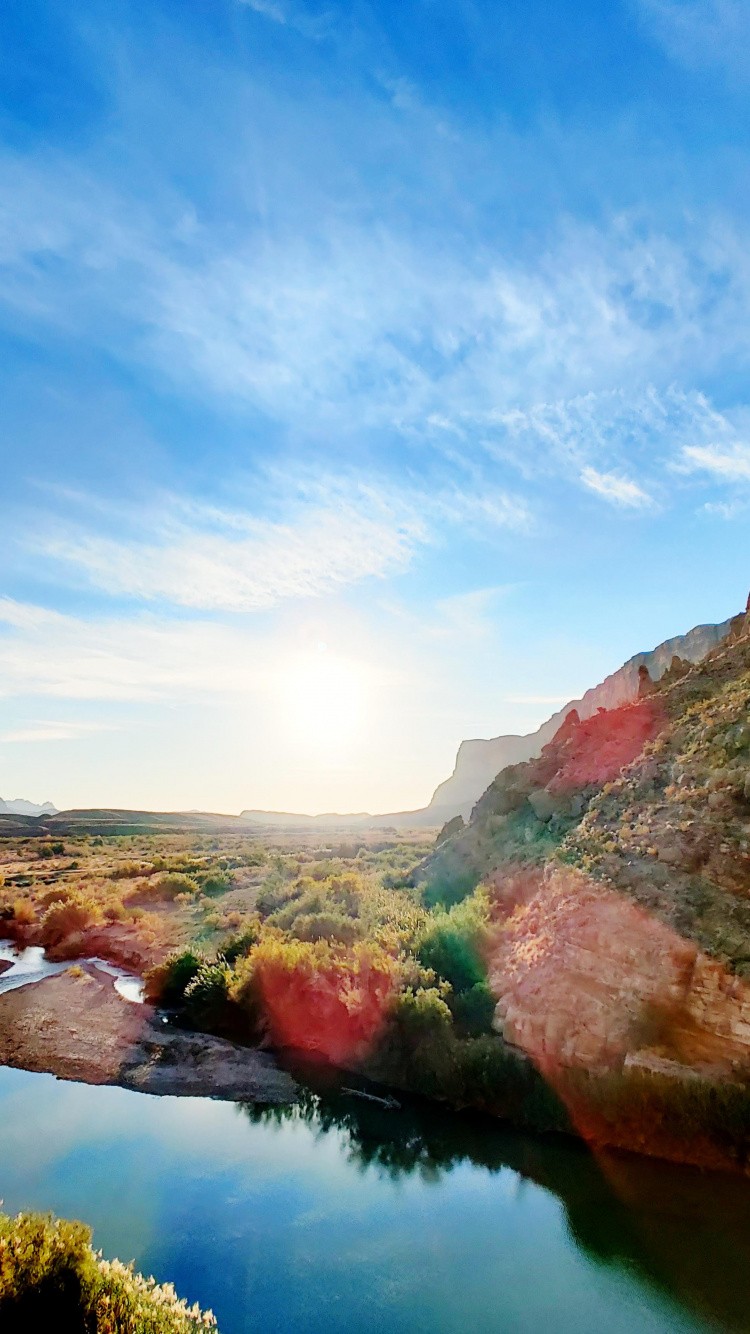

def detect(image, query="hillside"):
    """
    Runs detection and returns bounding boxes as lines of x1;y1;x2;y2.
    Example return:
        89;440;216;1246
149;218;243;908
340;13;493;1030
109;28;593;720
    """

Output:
413;595;750;1164
427;616;733;819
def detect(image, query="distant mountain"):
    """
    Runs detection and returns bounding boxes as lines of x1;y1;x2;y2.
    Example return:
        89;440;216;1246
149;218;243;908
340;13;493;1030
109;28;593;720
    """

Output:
426;616;734;820
239;808;442;830
0;797;58;816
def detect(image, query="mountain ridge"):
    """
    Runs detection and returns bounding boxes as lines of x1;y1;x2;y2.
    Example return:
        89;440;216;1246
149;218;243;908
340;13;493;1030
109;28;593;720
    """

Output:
0;797;57;817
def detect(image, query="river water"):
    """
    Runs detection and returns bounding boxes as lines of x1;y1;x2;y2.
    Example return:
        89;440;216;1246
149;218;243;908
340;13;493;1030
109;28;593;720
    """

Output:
2;1059;750;1334
0;941;145;1003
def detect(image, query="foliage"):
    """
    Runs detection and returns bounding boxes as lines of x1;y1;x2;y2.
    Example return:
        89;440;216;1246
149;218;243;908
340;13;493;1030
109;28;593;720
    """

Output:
421;863;480;910
418;925;484;995
183;962;232;1027
450;982;497;1037
232;936;400;1063
12;899;36;926
0;1210;217;1332
219;926;260;965
145;950;204;1005
147;873;200;900
40;896;102;948
196;871;233;897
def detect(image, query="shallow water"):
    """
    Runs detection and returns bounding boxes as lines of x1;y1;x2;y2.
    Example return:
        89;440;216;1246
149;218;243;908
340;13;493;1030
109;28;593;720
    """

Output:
2;1062;750;1333
0;941;144;1002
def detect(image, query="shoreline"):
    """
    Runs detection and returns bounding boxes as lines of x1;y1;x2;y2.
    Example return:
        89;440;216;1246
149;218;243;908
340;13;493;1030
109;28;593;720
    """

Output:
0;967;297;1104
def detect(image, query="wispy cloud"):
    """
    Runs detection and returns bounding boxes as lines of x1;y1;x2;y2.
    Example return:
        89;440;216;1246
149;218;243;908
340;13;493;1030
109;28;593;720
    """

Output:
39;496;423;612
0;598;271;700
19;471;529;613
3;144;750;474
240;0;287;23
680;442;750;481
580;466;653;508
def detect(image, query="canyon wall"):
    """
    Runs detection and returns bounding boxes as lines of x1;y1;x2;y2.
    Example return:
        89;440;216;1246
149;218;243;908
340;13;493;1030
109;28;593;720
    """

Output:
428;617;732;819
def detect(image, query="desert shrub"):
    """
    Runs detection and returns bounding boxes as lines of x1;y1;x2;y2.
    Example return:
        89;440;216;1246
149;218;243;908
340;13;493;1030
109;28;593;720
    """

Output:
219;926;260;965
239;845;267;867
232;937;399;1063
39;886;71;908
183;962;232;1027
104;899;128;922
374;987;455;1099
197;871;233;897
146;873;199;900
288;911;363;945
256;873;302;917
144;949;204;1004
110;861;149;881
388;986;453;1041
12;899;36;927
0;1210;217;1332
40;896;101;948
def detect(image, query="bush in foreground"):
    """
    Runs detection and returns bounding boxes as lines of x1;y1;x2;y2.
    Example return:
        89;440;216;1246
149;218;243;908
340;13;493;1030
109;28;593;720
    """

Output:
0;1210;217;1333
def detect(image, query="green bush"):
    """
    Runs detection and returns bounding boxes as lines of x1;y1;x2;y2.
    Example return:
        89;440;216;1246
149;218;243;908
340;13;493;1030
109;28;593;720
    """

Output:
198;871;233;897
144;949;204;1005
144;873;199;900
421;865;479;910
417;925;484;995
183;962;232;1027
220;927;260;965
451;981;497;1037
287;911;363;945
0;1210;217;1332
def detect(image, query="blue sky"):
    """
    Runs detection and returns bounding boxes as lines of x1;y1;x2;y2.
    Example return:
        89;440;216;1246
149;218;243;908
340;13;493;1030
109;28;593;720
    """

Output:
2;0;750;814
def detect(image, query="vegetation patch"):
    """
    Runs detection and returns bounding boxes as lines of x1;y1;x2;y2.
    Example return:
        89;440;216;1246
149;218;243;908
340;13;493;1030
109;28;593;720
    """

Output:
0;1210;217;1332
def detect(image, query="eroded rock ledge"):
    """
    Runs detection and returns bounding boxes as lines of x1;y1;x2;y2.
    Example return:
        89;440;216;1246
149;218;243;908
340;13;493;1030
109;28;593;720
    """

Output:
0;967;297;1104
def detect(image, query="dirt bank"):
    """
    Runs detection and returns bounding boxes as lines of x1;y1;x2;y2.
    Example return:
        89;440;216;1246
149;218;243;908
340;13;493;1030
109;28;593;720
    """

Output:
0;967;297;1104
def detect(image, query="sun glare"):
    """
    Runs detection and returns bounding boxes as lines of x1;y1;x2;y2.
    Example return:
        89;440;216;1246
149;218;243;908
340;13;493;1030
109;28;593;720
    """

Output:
277;646;366;754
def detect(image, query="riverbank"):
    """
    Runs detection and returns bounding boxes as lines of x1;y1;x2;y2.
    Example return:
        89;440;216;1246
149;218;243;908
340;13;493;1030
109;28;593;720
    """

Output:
0;967;297;1103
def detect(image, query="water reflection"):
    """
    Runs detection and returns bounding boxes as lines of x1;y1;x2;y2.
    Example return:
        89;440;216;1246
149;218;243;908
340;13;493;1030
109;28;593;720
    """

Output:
247;1057;750;1333
0;1060;749;1334
0;942;144;1002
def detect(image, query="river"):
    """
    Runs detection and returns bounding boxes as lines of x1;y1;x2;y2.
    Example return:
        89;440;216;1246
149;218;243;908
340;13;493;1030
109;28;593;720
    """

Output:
1;1058;750;1334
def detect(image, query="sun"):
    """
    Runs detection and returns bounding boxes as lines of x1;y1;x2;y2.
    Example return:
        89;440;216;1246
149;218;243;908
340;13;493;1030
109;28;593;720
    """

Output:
277;645;366;753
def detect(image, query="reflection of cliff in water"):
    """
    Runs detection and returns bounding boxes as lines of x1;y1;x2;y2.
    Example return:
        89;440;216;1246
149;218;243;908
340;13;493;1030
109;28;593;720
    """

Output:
243;1057;750;1334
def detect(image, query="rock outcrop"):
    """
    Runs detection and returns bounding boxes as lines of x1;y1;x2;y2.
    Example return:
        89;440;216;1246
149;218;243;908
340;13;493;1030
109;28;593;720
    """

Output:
428;616;733;818
0;966;298;1104
418;597;750;1168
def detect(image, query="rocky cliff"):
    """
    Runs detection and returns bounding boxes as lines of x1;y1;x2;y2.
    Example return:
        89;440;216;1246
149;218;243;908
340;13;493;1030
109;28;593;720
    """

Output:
419;599;750;1169
428;616;733;819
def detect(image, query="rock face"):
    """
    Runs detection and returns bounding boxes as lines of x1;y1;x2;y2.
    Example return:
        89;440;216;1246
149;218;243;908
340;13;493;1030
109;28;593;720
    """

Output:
428;616;733;818
488;866;750;1078
421;599;750;1168
483;864;750;1170
0;967;298;1104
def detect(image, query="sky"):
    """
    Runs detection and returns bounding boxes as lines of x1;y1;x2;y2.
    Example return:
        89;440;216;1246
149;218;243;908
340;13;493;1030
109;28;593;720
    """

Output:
2;0;750;816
